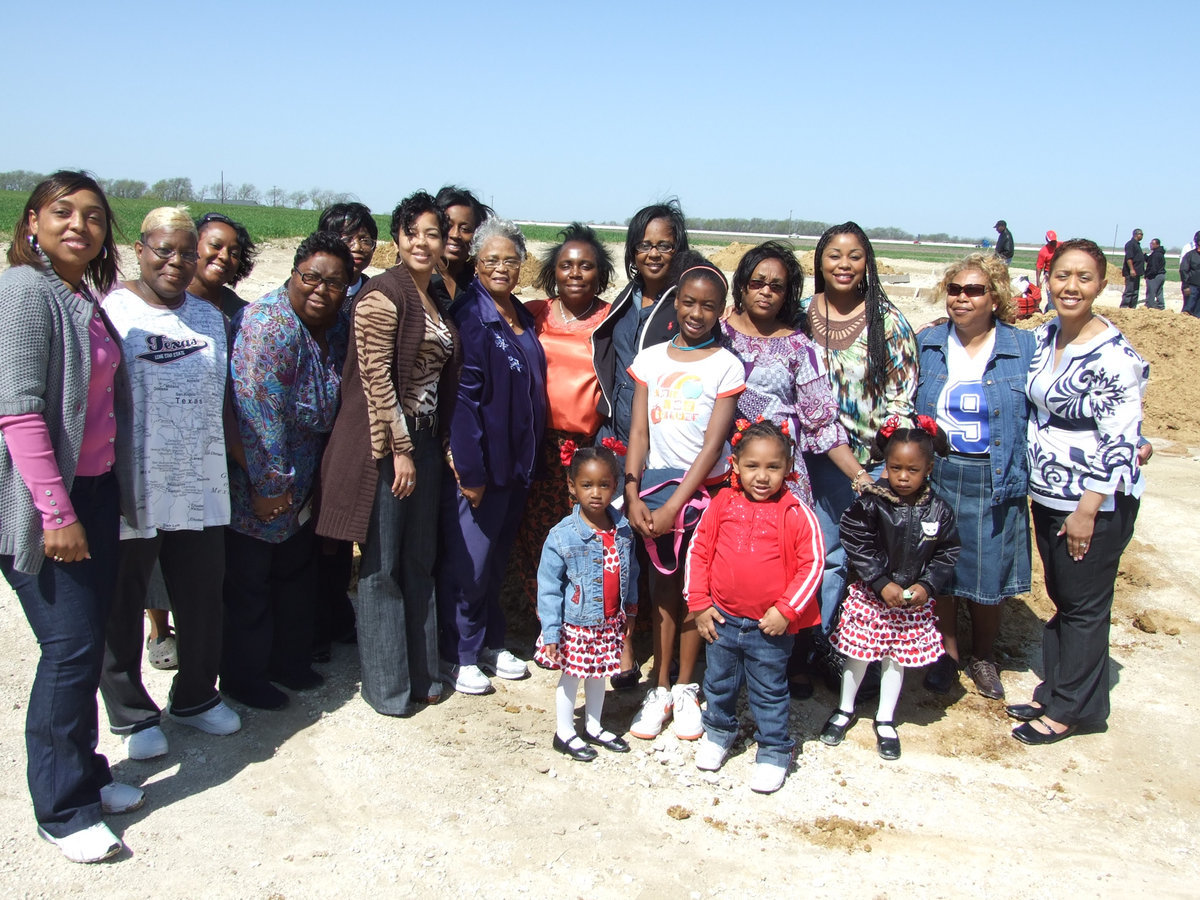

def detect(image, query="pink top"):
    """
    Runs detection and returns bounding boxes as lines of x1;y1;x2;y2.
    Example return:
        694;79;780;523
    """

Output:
0;301;119;529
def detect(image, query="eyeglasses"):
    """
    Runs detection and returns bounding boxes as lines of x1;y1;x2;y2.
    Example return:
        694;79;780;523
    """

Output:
746;278;786;294
946;283;989;298
478;257;522;271
342;234;376;250
293;268;348;293
142;243;199;264
635;241;676;254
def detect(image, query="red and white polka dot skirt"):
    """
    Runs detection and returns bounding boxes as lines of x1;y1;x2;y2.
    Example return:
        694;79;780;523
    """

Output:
832;581;944;668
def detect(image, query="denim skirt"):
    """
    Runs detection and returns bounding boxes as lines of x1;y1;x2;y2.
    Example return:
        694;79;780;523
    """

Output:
933;454;1031;605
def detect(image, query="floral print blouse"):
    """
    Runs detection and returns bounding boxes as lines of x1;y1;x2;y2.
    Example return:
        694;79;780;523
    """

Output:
720;321;847;506
229;285;342;542
800;296;919;465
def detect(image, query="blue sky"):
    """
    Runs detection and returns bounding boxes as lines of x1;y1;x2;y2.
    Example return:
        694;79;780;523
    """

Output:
5;1;1194;248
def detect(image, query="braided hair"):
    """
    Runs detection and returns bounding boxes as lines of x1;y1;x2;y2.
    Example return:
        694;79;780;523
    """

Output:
808;221;891;397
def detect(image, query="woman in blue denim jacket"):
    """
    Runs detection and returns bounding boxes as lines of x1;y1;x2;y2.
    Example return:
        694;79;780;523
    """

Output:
915;254;1034;702
535;446;638;762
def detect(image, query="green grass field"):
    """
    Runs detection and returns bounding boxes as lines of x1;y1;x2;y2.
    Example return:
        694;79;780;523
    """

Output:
0;191;1176;281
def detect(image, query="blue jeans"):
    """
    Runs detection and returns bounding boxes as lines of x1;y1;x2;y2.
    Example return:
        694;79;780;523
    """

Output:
701;611;795;766
1;475;118;838
355;429;442;715
806;453;872;633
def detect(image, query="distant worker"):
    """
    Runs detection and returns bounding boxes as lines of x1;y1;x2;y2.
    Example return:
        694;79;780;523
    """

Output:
1035;231;1057;294
1181;235;1198;314
993;220;1014;265
1143;238;1166;310
1181;231;1200;317
1013;275;1042;318
1120;228;1144;308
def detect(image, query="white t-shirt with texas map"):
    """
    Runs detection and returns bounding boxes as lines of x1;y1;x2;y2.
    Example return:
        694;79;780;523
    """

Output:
104;288;230;539
629;342;745;480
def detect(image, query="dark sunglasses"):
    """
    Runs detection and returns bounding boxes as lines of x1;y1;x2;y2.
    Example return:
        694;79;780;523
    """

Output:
946;283;988;298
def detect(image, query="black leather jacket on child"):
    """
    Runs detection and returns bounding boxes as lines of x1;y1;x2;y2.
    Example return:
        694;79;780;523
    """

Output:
840;480;961;598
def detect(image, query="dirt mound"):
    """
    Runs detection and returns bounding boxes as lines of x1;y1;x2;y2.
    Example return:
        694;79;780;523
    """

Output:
372;243;397;267
707;241;895;279
1017;308;1200;447
517;253;542;290
1107;262;1124;284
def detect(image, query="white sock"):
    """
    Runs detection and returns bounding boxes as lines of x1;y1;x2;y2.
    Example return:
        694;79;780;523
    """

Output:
840;657;868;714
556;674;580;743
583;677;612;740
875;658;904;738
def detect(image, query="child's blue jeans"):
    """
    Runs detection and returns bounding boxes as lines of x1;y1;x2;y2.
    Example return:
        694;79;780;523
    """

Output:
701;609;795;767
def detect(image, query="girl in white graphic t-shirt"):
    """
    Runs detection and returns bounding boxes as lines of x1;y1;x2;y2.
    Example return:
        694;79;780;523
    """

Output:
623;253;744;741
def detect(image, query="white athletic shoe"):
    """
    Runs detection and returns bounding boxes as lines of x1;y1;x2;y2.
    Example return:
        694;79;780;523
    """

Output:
749;762;789;794
123;725;168;760
454;664;493;695
478;648;529;680
99;782;145;815
172;700;242;736
38;822;122;863
694;736;729;772
671;682;703;740
629;687;673;739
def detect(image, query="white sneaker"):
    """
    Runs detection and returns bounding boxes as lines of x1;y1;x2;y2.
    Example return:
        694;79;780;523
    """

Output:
478;648;528;680
454;664;493;694
749;762;788;794
671;682;703;740
694;736;729;771
99;782;145;815
123;725;168;760
629;686;673;739
38;822;122;863
172;700;242;736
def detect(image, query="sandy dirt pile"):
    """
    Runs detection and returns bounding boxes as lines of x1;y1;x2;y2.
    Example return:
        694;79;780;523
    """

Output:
707;241;894;277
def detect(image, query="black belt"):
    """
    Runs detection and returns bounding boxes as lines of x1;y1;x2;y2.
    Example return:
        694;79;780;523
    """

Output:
406;412;438;432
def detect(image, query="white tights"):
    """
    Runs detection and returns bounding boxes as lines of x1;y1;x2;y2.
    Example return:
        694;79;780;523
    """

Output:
840;657;904;739
555;674;614;743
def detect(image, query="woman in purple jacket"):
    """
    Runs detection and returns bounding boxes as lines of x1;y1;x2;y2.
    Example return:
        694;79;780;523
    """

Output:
439;218;547;696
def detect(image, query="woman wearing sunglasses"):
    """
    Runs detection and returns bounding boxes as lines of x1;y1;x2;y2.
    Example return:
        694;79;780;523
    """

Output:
915;254;1034;701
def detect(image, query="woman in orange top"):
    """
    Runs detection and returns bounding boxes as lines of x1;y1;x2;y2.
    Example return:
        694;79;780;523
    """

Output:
509;224;615;614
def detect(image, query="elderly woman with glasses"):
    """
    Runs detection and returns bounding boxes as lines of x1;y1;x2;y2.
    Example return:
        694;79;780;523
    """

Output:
438;218;547;696
220;231;355;711
915;254;1035;702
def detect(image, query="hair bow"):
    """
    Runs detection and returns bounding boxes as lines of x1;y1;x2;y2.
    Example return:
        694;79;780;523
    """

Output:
879;415;902;439
600;436;627;456
559;439;578;468
915;415;939;437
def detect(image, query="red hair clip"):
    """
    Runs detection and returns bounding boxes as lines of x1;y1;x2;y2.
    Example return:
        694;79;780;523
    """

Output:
915;414;938;438
559;439;578;468
879;415;901;439
600;436;627;456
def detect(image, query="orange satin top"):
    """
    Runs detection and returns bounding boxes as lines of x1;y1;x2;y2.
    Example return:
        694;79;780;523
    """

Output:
526;297;610;435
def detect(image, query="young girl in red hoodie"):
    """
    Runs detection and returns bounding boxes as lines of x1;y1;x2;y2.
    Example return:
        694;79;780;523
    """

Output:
684;420;824;793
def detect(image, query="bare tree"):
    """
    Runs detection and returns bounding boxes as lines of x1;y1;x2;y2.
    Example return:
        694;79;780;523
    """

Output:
150;177;195;202
0;170;44;191
266;185;285;207
289;191;310;209
105;179;149;199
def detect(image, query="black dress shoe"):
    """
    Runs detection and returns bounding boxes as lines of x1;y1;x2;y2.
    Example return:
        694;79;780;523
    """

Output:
923;653;959;694
553;734;598;762
1005;703;1045;722
873;720;901;760
270;668;325;691
819;709;856;746
223;680;289;711
1012;720;1077;745
584;732;631;753
788;676;814;700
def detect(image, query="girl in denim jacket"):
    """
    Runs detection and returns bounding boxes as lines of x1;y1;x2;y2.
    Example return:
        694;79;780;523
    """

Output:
535;445;638;762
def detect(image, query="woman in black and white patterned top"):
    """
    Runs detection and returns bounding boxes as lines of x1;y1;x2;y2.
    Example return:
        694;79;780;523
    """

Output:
1009;239;1147;746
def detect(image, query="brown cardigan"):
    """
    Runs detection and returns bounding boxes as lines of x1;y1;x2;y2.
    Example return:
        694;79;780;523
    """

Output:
315;265;461;542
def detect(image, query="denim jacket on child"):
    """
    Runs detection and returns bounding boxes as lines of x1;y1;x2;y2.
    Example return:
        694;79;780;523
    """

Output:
537;505;639;645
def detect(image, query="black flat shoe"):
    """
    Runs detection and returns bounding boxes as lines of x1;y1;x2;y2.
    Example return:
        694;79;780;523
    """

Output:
874;720;901;760
1005;703;1046;722
610;669;640;692
820;708;856;746
584;732;631;753
270;668;325;691
553;734;598;762
788;676;814;700
222;680;289;711
923;653;959;694
1012;719;1077;745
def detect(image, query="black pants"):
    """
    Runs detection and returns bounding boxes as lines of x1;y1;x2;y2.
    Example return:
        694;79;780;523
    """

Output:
221;522;317;692
1031;495;1138;725
1120;275;1141;308
101;526;225;730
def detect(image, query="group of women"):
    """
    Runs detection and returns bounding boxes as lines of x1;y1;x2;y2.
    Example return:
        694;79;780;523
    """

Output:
1;173;1146;862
